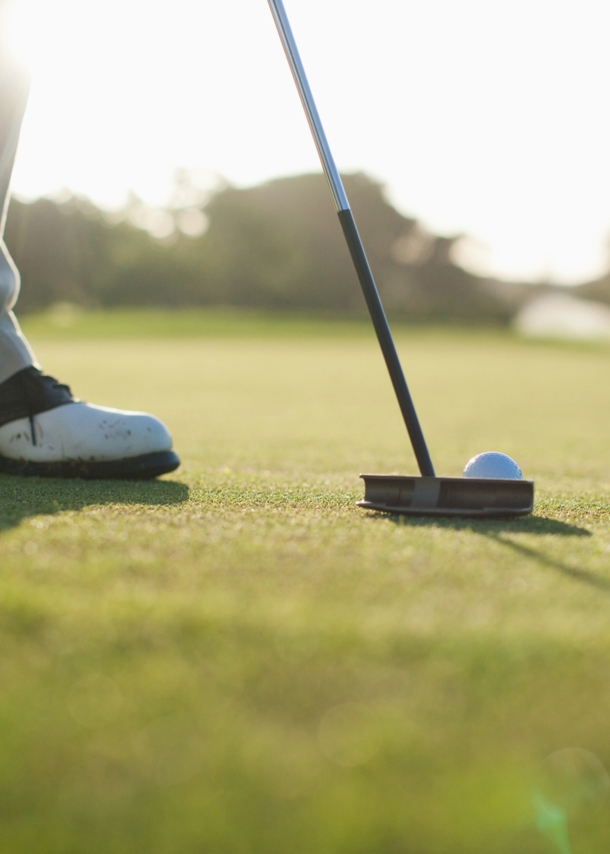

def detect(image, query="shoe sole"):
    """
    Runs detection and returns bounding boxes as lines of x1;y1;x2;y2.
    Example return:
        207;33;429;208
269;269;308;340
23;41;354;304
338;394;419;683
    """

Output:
0;450;181;480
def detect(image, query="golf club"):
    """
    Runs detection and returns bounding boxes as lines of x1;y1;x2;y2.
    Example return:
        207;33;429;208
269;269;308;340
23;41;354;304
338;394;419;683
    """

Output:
267;0;534;517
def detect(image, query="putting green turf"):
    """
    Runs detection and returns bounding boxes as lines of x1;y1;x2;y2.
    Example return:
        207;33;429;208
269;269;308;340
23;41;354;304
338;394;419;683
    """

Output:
1;309;610;853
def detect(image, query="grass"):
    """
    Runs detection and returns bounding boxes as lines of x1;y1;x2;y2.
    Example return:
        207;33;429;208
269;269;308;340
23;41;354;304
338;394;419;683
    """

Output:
1;308;610;853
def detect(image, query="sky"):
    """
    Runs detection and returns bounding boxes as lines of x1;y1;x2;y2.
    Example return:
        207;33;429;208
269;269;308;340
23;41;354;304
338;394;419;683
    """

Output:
6;0;610;284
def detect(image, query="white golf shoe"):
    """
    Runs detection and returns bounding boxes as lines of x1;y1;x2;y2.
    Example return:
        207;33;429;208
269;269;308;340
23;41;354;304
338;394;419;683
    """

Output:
0;367;180;479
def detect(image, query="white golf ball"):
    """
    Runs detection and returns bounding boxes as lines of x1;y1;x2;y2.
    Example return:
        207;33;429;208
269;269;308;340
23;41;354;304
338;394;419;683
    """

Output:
463;452;523;479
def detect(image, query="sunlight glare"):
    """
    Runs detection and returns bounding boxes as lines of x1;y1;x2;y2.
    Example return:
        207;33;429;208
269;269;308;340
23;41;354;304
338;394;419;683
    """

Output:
7;0;62;73
6;0;610;283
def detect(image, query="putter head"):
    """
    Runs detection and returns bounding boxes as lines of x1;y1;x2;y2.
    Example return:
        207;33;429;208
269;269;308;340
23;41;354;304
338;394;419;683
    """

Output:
358;474;534;517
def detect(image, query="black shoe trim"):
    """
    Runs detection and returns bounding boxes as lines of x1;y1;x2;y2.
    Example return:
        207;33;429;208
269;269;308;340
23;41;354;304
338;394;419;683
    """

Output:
0;450;181;480
0;367;76;429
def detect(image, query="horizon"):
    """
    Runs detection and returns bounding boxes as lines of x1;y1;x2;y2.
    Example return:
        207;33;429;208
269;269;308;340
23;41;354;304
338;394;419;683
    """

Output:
7;0;610;285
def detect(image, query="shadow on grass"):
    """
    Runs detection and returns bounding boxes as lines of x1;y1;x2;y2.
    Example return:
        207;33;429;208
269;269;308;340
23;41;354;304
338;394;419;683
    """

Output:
377;513;590;537
0;475;189;534
486;532;610;591
374;512;610;592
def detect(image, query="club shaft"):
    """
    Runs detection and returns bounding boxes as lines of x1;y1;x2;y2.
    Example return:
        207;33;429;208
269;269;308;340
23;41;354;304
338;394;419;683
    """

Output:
267;0;435;477
266;0;348;212
338;210;435;476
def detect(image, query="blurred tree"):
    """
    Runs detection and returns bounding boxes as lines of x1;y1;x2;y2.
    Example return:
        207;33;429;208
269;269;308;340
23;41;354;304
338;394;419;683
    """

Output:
4;172;517;323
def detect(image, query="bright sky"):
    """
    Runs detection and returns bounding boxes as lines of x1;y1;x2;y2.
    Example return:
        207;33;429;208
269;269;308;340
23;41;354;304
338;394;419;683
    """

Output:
6;0;610;284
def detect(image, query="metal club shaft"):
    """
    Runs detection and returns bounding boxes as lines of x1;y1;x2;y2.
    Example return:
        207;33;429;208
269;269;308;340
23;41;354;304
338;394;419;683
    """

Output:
266;0;435;477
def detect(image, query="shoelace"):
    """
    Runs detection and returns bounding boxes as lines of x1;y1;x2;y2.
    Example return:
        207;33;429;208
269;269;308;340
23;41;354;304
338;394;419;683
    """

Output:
0;368;76;442
25;373;75;446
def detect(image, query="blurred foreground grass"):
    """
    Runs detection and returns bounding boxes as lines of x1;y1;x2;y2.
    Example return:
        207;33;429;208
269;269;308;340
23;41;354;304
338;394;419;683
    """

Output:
0;308;609;853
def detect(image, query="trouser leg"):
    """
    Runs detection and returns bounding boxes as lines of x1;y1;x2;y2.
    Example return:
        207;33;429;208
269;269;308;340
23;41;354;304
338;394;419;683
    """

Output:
0;54;39;385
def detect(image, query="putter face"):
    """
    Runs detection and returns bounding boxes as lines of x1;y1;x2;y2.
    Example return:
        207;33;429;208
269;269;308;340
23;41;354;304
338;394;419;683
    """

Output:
358;475;534;517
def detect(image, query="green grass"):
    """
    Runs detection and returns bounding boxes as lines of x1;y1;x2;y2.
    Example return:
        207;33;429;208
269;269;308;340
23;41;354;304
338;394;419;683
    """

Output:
2;308;610;853
20;305;384;340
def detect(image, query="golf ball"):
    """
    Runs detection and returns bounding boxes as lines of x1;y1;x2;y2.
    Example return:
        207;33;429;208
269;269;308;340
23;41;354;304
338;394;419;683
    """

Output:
463;452;523;479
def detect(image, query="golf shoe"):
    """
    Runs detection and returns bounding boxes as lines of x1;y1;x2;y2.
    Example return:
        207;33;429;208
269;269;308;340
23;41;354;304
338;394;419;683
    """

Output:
0;367;180;478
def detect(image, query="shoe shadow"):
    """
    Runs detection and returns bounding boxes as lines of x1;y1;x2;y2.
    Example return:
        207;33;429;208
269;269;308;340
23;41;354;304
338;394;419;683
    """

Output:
369;512;609;592
0;475;189;534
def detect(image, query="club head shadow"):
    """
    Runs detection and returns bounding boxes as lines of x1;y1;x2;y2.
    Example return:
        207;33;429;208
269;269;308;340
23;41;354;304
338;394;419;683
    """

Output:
358;474;534;518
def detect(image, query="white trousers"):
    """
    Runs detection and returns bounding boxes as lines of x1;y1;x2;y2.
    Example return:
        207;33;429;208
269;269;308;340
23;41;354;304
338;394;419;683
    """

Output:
0;52;40;384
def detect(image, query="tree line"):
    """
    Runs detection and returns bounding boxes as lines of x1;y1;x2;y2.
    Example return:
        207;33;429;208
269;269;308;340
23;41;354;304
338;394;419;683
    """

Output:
7;172;601;323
